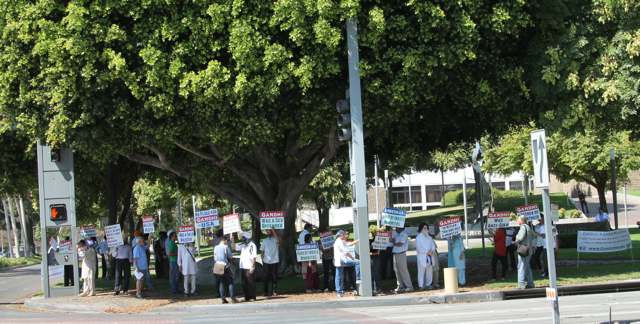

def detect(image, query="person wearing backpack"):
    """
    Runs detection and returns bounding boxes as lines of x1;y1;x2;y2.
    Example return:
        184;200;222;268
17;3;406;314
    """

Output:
515;215;535;289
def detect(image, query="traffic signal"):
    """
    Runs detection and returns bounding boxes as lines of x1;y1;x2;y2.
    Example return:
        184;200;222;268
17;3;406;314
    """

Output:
50;145;61;162
50;204;67;221
336;99;351;141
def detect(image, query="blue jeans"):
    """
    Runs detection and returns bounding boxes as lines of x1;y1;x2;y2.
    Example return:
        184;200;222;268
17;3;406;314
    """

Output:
145;269;154;289
170;261;179;293
517;254;534;287
371;264;379;291
335;259;361;295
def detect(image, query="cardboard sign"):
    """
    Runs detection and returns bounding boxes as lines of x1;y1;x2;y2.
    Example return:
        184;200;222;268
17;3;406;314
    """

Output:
577;229;632;253
223;213;241;235
295;243;320;262
195;209;219;229
80;225;96;238
58;240;72;253
48;237;58;250
260;211;285;230
487;212;511;229
551;204;560;222
381;207;407;228
438;217;462;239
179;225;195;243
105;224;124;248
78;246;86;261
319;230;335;250
516;203;541;222
142;216;155;234
373;231;391;250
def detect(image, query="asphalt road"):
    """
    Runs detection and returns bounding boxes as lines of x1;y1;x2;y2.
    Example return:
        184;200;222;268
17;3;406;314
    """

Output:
0;263;62;305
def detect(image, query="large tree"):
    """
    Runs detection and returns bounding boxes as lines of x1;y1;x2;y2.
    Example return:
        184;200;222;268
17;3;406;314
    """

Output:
0;0;542;272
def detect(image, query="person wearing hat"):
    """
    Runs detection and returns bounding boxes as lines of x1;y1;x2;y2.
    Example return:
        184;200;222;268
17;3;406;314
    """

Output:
391;226;413;292
416;222;436;290
236;231;257;301
333;230;361;297
79;239;97;296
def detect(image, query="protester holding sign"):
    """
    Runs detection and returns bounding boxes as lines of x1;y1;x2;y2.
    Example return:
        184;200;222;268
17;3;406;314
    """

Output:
260;227;281;298
167;231;180;294
391;227;413;292
416;222;436;290
515;215;535;289
237;232;257;302
79;240;97;296
539;220;559;278
94;236;110;279
430;232;441;288
133;237;148;299
530;218;546;275
489;228;507;282
302;234;321;293
113;236;132;295
178;241;198;296
447;234;466;286
333;230;361;297
379;226;395;280
319;228;336;292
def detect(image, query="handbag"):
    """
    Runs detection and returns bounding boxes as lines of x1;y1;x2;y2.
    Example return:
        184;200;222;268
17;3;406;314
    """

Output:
517;225;530;257
213;261;226;276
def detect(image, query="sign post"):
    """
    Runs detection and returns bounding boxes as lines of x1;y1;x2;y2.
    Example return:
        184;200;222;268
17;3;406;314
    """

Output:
531;129;560;323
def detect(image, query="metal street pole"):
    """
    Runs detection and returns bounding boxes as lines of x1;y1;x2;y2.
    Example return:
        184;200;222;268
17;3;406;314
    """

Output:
177;196;183;227
477;163;486;257
2;200;13;259
158;210;162;231
610;149;619;229
346;17;372;297
542;188;560;323
624;182;628;228
374;155;380;228
463;169;469;248
385;170;390;208
192;196;200;257
408;172;413;212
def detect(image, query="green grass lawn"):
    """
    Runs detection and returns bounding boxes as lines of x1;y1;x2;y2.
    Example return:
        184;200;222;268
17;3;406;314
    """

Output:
0;256;42;268
492;192;572;214
626;190;640;197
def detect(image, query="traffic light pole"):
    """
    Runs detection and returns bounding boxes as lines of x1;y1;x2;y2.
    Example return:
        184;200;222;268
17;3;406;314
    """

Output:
346;18;372;298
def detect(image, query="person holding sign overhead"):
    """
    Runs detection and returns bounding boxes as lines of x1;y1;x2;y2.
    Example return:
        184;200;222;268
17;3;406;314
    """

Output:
319;228;336;292
333;230;361;297
260;227;281;298
302;234;321;293
391;226;413;292
416;222;436;290
447;234;466;286
237;232;257;302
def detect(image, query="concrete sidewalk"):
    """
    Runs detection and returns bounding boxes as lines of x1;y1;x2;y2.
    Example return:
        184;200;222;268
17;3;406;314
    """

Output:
23;279;640;314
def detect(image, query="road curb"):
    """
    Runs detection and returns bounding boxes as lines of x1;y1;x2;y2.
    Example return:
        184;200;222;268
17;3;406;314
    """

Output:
24;297;106;314
0;262;40;272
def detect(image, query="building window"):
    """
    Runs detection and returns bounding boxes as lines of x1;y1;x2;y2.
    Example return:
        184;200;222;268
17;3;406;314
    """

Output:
392;186;422;204
338;200;352;208
492;182;506;190
425;185;443;203
509;181;523;192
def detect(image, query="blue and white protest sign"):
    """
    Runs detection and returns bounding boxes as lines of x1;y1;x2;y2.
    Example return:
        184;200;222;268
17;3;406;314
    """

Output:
295;243;320;262
381;207;407;228
577;229;632;253
516;203;541;222
195;209;219;229
487;212;510;229
438;216;462;239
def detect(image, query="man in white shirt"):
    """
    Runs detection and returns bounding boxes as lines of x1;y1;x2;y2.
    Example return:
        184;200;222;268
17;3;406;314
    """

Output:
236;232;257;302
260;227;281;298
391;226;413;292
539;222;559;277
112;236;133;295
299;224;313;244
333;230;360;297
594;207;611;223
505;227;517;271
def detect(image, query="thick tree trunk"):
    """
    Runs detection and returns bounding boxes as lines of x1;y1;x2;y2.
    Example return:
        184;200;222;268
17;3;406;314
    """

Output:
278;202;300;277
316;196;330;230
251;215;261;249
596;182;608;213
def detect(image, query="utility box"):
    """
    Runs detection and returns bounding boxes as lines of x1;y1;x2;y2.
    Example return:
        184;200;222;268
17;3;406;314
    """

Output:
37;143;78;298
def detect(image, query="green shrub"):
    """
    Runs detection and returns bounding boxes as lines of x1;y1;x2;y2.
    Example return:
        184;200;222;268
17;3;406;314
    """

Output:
369;225;381;236
559;208;566;219
571;209;582;218
510;212;517;221
493;189;526;199
559;233;577;249
441;189;476;206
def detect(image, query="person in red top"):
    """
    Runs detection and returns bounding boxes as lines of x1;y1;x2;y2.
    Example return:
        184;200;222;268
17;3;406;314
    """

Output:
490;228;507;282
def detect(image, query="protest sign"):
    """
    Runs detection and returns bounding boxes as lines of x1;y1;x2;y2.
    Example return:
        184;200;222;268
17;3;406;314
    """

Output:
78;246;86;260
373;231;391;250
438;217;462;239
319;230;335;250
577;229;632;253
223;213;241;235
516;203;541;222
41;264;64;280
179;225;195;243
80;225;96;238
195;209;219;229
48;237;58;250
142;216;155;234
105;224;124;248
260;211;285;230
346;242;356;257
58;240;72;253
551;204;560;222
295;243;320;262
381;207;407;228
487;212;511;229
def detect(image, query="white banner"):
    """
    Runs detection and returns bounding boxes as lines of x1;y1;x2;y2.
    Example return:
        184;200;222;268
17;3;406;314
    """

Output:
373;231;391;250
487;212;511;229
296;243;320;262
195;209;219;229
41;264;64;280
105;224;124;248
142;216;155;234
179;225;195;243
516;203;541;222
48;237;58;250
577;229;633;253
438;217;462;239
260;211;285;230
223;213;241;235
319;230;335;250
381;207;407;228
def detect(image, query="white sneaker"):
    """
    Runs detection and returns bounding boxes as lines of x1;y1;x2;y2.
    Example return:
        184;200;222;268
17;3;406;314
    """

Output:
355;280;361;285
324;288;329;292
